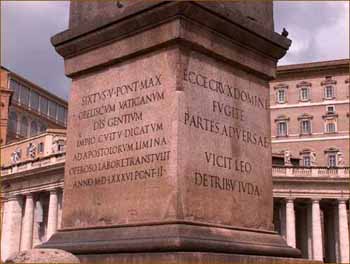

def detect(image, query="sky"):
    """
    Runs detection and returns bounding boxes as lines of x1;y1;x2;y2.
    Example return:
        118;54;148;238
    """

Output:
1;1;349;101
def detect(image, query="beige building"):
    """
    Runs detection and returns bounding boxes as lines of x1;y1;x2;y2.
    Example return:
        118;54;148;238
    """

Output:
271;59;350;263
1;61;349;263
0;68;67;261
270;59;349;167
1;130;65;261
0;66;68;145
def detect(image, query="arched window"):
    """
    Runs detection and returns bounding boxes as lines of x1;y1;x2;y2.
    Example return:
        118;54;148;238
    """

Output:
20;116;28;137
30;121;38;136
8;112;18;134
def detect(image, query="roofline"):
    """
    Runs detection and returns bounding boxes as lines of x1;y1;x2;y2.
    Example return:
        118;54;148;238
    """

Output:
276;59;350;76
1;65;12;73
1;66;68;106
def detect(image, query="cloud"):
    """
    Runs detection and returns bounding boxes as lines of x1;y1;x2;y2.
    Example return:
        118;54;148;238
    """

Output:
1;1;70;100
274;1;349;65
1;2;349;100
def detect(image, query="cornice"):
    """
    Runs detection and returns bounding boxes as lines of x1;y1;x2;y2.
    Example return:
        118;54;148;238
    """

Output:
276;59;350;77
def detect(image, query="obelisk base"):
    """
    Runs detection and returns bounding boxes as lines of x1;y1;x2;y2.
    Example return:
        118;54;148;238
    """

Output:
39;223;306;262
78;252;321;264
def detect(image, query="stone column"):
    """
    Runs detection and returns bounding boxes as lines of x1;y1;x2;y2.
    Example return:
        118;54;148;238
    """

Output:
57;189;63;229
21;193;35;250
311;199;323;261
285;198;296;248
280;201;287;240
323;203;337;262
47;189;58;239
307;202;313;259
333;204;341;263
32;196;44;247
338;199;349;263
1;196;23;262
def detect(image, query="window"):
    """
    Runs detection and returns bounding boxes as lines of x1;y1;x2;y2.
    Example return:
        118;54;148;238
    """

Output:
277;121;288;137
9;80;20;102
300;87;309;101
326;105;335;114
48;100;57;120
297;81;312;102
30;121;38;136
328;153;337;168
20;116;28;137
39;96;48;116
303;155;311;167
19;86;30;106
300;149;316;167
38;142;44;153
63;108;67;125
30;91;39;111
325;85;335;99
326;122;336;133
300;120;311;134
57;140;65;152
57;105;66;124
277;89;286;103
8;111;17;134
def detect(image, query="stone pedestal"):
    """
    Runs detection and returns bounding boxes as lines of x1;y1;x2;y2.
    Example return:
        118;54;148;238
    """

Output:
78;252;321;264
40;1;319;263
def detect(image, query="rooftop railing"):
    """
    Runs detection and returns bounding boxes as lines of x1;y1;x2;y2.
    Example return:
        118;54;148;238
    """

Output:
272;166;350;178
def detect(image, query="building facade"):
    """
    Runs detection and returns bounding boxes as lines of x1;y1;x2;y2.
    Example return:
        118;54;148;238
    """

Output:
0;68;67;261
270;59;349;167
270;59;350;263
1;61;349;262
1;130;65;261
0;67;68;145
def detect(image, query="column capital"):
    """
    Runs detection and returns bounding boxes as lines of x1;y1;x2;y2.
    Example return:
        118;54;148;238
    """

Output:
338;198;349;205
48;188;59;194
23;192;35;198
284;197;295;203
311;198;321;203
4;195;22;202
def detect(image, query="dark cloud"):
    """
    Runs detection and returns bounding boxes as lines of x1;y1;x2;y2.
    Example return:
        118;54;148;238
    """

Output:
1;1;349;100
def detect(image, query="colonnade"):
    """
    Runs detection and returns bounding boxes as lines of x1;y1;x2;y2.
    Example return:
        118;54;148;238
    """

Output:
274;198;349;263
1;188;63;261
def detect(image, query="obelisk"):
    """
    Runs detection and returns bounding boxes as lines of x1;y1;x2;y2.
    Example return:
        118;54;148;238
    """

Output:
40;2;318;263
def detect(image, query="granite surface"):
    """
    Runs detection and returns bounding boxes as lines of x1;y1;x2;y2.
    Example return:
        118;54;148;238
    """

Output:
62;45;273;231
41;1;300;261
